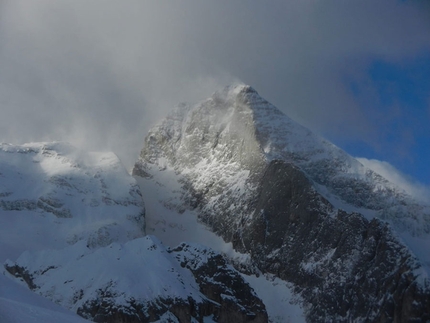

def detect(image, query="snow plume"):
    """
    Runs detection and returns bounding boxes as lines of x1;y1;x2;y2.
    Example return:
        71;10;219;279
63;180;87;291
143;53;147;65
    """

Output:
0;0;429;171
0;1;236;169
357;157;430;204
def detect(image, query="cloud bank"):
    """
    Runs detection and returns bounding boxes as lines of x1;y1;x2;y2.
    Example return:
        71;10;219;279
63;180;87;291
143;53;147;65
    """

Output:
357;157;430;203
0;0;429;171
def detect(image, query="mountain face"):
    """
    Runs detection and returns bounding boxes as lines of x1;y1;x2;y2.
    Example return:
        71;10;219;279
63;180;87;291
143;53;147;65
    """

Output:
1;142;267;323
2;86;430;322
5;237;267;323
133;85;430;322
0;142;145;257
0;273;89;323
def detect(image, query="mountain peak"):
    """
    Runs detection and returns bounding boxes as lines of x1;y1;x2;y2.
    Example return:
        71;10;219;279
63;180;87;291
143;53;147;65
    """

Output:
203;83;269;115
133;85;430;321
135;83;430;262
217;83;258;96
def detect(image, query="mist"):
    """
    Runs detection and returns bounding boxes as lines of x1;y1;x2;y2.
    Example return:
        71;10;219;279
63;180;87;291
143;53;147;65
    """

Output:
0;0;429;172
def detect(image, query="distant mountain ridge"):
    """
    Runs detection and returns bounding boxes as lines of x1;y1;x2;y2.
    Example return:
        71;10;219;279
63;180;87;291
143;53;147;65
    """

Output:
134;84;430;322
0;142;145;257
1;142;267;322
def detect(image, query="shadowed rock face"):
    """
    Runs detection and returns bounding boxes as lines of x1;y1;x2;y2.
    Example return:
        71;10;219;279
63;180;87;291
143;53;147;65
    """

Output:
133;85;430;322
238;160;430;322
172;244;268;323
5;239;268;323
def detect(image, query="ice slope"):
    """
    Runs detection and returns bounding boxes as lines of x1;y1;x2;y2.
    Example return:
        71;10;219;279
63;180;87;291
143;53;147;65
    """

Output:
0;273;89;323
0;142;145;262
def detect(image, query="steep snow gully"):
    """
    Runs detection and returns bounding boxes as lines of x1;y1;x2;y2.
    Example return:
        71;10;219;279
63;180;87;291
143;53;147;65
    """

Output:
1;84;429;322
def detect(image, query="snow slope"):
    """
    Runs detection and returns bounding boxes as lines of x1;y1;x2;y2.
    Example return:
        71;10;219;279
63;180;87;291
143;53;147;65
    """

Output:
5;235;268;322
2;141;268;322
5;236;203;316
0;142;145;322
0;273;89;323
0;142;145;262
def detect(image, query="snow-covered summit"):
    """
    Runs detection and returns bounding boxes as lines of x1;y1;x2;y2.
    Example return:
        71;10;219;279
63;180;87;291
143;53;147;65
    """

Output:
136;84;429;237
0;141;145;262
134;84;430;321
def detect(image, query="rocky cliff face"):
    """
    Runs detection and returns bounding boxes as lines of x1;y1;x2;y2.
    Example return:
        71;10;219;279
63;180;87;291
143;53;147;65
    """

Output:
242;160;429;322
133;84;430;322
5;237;267;323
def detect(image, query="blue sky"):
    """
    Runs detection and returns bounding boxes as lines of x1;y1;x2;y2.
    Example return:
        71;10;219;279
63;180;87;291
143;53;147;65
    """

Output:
340;54;430;184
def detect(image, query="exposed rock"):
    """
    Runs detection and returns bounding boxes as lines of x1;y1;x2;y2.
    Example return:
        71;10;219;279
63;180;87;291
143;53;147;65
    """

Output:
241;159;430;322
172;243;267;323
4;237;268;323
133;84;430;322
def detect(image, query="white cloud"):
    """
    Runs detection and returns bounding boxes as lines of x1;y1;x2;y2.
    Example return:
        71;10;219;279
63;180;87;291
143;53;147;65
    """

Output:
0;0;429;170
357;158;430;203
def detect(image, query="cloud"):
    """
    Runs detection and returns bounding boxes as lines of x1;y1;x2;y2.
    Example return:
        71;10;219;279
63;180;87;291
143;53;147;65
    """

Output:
0;0;429;170
357;157;430;203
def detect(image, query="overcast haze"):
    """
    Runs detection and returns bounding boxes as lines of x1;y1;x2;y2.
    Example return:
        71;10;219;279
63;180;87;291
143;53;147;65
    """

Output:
1;1;429;192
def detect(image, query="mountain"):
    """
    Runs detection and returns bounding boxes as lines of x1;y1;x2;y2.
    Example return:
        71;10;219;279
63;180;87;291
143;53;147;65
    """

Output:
133;84;430;322
0;273;89;323
1;142;267;322
0;141;145;258
5;237;267;323
2;85;429;322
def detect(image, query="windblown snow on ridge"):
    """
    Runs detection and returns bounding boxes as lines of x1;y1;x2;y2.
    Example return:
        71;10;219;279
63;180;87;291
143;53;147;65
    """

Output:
134;83;430;290
135;84;430;237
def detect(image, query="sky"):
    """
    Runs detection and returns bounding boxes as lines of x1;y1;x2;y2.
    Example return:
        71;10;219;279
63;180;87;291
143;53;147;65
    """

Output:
0;1;429;195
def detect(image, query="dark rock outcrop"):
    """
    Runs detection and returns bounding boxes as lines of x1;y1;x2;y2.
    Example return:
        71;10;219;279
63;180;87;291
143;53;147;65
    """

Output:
5;238;268;323
172;243;267;323
238;160;430;322
133;85;430;322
